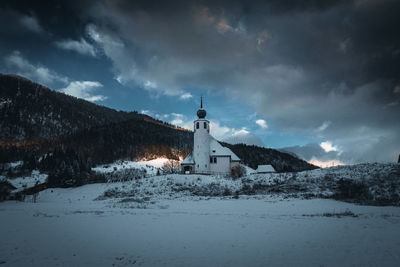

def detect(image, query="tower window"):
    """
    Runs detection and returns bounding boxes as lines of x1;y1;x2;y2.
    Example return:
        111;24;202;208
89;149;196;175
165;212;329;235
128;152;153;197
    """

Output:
210;157;217;164
204;122;207;129
196;122;199;129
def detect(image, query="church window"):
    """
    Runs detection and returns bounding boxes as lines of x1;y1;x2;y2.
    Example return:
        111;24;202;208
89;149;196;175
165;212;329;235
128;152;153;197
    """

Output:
196;122;199;129
214;157;217;163
210;157;213;163
204;122;207;129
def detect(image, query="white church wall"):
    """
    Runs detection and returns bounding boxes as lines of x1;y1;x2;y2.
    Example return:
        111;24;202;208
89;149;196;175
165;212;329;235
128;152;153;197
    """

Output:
210;156;231;174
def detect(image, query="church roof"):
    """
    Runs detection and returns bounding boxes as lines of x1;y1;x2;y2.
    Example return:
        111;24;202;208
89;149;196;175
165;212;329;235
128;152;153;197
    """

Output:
181;137;240;165
210;137;240;161
181;152;194;164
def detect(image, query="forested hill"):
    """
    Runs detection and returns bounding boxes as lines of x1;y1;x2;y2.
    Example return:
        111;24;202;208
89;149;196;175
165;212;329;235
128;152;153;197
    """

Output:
0;74;316;186
0;74;183;140
223;143;318;172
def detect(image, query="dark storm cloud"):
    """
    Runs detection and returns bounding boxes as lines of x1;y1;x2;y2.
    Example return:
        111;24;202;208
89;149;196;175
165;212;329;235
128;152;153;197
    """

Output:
2;0;400;162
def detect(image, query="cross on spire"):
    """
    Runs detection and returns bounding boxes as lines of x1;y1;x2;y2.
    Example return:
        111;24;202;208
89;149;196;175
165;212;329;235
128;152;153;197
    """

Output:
196;95;207;119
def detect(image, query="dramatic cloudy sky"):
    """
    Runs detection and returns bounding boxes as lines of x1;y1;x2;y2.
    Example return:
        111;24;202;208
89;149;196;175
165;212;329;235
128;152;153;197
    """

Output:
1;0;399;166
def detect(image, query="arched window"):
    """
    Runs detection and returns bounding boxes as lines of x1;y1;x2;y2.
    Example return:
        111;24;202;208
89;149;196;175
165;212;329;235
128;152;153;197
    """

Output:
204;122;207;129
196;122;199;129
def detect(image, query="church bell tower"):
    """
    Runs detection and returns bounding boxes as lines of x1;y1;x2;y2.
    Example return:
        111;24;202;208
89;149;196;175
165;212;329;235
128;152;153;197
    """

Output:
193;96;210;173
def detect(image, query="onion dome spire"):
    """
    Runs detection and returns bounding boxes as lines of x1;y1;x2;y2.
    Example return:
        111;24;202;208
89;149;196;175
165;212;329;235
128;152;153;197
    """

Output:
197;96;206;119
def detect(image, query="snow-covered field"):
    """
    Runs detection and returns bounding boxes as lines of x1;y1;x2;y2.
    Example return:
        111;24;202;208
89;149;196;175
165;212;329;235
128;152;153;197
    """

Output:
1;180;400;266
1;162;400;266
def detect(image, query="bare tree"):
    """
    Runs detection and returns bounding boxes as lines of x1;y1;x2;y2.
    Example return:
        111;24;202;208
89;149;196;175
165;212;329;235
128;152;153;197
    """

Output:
161;160;181;174
32;181;39;203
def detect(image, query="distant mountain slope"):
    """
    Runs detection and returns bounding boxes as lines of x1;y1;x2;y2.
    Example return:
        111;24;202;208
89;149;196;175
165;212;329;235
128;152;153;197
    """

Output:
0;74;179;140
0;74;316;186
222;143;317;172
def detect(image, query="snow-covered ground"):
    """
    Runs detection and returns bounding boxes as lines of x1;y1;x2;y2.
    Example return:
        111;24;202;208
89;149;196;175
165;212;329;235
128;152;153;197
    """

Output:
1;183;400;267
92;159;167;176
91;158;174;181
1;170;48;193
92;162;400;206
1;162;399;266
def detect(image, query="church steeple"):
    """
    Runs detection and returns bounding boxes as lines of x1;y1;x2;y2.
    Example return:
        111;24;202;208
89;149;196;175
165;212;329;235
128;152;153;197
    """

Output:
197;96;207;119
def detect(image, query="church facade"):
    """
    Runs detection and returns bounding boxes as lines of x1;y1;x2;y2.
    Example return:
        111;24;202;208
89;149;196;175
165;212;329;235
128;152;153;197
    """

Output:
181;97;240;175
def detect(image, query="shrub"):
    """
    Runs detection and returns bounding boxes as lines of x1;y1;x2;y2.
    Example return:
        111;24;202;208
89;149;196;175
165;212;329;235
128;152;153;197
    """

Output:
231;165;246;179
223;187;232;196
0;180;16;201
335;179;371;201
240;183;256;195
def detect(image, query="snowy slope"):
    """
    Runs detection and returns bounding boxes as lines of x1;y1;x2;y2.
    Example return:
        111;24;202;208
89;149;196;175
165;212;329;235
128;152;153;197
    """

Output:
92;158;171;175
92;162;400;206
1;170;48;193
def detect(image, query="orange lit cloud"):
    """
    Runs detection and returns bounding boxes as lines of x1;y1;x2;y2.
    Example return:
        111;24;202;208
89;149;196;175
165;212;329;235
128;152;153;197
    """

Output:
308;158;345;168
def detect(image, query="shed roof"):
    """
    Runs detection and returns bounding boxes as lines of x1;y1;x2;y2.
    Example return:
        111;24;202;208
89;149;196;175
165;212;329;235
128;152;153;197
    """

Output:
256;165;276;173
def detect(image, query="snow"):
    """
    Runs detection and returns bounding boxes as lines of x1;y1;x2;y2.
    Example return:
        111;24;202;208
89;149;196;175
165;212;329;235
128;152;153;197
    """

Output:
0;98;12;108
139;157;171;168
1;183;400;266
3;170;48;193
242;164;256;174
6;161;23;168
91;162;399;205
92;158;170;176
1;162;399;266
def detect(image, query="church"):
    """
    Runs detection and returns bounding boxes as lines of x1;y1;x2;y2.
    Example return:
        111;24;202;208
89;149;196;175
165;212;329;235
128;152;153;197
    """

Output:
181;97;241;175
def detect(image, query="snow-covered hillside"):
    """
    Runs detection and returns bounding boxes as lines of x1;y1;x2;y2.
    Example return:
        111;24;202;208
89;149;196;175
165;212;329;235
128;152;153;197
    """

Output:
6;170;47;192
92;162;400;206
0;167;47;195
92;158;171;175
2;161;399;206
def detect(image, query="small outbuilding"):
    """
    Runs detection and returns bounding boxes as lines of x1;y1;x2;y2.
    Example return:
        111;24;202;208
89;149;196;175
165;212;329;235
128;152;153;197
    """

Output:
256;165;276;173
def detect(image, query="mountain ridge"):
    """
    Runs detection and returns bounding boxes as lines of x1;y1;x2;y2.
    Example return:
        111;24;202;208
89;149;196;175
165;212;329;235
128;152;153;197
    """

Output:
0;73;188;141
0;74;317;186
